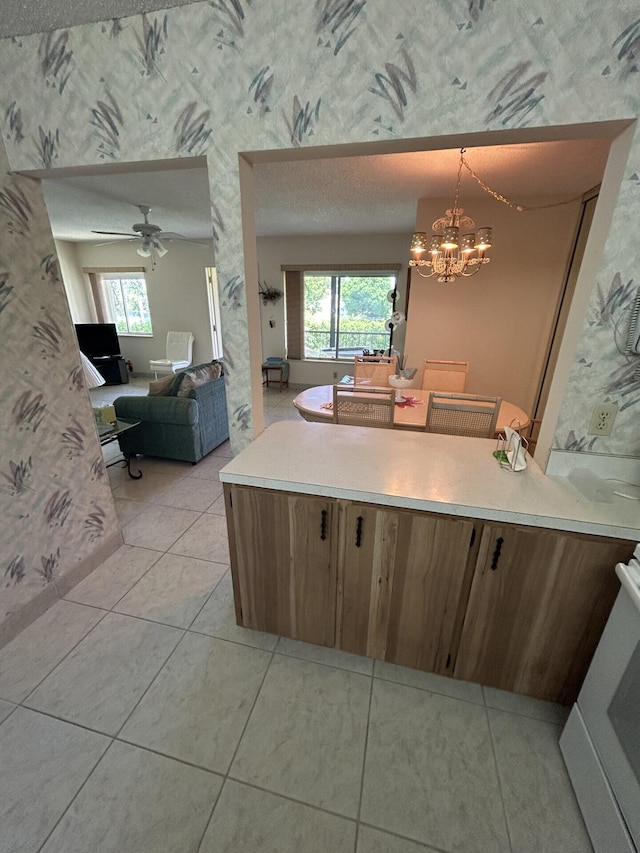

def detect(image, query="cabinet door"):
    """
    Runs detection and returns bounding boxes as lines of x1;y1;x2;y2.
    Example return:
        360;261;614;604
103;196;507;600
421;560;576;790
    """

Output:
454;523;634;703
336;502;475;673
229;486;337;646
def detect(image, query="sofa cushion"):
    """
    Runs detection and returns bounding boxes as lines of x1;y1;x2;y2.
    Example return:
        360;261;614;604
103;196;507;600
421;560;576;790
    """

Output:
148;373;176;396
114;394;199;426
172;361;224;397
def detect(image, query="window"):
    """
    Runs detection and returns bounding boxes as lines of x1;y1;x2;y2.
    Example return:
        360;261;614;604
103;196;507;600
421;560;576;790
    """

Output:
303;272;397;359
100;272;153;335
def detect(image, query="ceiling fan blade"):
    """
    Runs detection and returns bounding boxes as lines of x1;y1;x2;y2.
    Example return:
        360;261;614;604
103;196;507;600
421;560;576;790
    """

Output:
156;231;189;240
93;238;137;247
91;230;137;237
158;233;210;246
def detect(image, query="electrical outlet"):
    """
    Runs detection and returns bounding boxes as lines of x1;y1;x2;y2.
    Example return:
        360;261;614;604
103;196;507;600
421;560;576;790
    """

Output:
588;402;618;436
333;372;338;379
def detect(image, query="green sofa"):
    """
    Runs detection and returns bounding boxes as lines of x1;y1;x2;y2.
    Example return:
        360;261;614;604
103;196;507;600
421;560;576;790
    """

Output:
113;371;229;463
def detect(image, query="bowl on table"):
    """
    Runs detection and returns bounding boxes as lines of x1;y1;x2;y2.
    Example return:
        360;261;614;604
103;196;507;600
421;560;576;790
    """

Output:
388;374;414;400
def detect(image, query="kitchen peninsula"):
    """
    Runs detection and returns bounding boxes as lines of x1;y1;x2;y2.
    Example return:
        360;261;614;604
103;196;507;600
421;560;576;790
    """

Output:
219;422;638;704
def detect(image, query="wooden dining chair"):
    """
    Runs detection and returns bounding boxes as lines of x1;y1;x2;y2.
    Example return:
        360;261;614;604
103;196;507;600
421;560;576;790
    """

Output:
425;392;502;438
422;359;469;392
353;355;398;387
333;385;395;429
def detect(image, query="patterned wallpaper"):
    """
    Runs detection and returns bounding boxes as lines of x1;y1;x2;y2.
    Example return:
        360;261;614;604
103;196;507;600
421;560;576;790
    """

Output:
1;1;640;614
0;142;119;622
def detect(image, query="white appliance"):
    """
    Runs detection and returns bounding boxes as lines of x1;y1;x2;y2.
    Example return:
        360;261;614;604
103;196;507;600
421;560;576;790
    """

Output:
560;545;640;852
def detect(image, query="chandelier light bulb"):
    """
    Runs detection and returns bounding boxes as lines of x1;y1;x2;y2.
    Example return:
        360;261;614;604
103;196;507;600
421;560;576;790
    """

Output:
475;227;492;251
410;232;427;257
441;226;459;250
461;233;476;254
429;236;441;255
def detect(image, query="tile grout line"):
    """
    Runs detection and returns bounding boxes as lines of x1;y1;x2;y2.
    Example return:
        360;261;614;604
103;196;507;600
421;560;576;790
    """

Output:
353;668;375;853
164;505;231;562
184;568;229;632
482;698;516;853
2;617;564;729
193;776;227;853
372;672;485;708
86;548;166;612
224;774;359;823
181;624;274;653
35;736;117;853
120;491;210;552
194;645;279;853
14;703;116;738
218;645;278;777
11;605;111;708
270;647;373;678
483;704;569;726
108;556;229;619
358;820;449;852
112;627;188;741
0;701;19;727
93;733;363;830
113;734;227;775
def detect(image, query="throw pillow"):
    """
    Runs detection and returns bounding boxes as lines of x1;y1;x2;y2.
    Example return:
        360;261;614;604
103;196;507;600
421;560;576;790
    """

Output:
148;373;176;396
172;361;223;397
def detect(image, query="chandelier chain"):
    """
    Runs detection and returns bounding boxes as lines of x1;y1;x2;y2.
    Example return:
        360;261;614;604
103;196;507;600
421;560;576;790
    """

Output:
460;152;586;212
452;149;465;214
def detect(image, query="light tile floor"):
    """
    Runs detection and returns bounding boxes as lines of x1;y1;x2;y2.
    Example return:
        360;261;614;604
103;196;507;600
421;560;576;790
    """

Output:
0;387;594;853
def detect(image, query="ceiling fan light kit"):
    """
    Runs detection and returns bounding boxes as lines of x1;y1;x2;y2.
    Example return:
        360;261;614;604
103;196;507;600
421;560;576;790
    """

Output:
137;236;167;259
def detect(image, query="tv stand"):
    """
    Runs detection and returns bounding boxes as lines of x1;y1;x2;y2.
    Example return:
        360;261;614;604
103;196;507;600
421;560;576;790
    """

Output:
91;354;129;385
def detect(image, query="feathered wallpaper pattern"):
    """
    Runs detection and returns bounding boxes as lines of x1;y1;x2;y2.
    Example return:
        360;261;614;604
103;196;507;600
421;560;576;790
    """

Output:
0;152;118;621
1;0;640;616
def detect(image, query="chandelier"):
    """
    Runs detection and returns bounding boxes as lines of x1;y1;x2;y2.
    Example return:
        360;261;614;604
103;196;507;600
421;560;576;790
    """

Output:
410;148;492;283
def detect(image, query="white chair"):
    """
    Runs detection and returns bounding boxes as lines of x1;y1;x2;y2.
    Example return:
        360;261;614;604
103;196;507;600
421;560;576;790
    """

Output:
425;392;502;438
149;331;194;378
422;359;469;393
333;385;395;429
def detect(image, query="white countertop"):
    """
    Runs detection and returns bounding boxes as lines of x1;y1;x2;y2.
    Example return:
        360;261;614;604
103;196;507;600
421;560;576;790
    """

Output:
219;422;640;541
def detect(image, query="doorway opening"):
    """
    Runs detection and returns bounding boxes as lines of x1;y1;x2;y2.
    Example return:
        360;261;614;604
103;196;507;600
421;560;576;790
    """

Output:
35;156;219;390
239;120;633;462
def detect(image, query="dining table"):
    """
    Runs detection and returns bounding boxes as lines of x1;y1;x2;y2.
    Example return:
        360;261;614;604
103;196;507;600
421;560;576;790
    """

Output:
293;384;530;436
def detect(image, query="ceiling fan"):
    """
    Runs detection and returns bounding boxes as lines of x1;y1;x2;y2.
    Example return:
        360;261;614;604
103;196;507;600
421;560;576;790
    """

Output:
91;204;208;264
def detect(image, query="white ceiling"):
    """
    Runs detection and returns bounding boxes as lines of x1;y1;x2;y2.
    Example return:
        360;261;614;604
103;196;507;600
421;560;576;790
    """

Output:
0;0;195;39
42;138;611;243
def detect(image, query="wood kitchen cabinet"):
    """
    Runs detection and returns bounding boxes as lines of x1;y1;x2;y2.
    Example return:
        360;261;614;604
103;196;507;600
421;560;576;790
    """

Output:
453;523;634;703
225;484;635;704
225;485;337;646
336;501;477;674
227;486;476;668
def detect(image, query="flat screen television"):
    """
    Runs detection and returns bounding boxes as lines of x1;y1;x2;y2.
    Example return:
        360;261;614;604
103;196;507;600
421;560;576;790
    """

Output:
75;323;121;359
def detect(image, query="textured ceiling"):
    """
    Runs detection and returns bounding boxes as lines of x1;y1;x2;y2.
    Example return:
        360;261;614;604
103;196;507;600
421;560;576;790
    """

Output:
42;138;611;242
42;166;214;242
0;0;196;38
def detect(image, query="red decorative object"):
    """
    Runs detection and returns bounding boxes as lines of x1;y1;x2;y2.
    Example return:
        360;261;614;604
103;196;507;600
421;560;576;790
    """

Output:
395;396;424;408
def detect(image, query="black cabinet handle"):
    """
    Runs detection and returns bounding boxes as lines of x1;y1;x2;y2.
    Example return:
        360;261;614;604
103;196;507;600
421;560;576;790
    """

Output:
355;516;363;548
320;509;327;541
491;536;504;570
